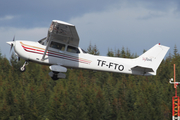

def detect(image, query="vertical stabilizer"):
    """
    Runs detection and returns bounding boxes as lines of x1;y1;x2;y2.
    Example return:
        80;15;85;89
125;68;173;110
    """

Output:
132;44;170;75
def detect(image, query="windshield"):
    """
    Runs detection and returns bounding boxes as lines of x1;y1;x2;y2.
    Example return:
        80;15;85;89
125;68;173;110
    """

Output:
38;37;47;45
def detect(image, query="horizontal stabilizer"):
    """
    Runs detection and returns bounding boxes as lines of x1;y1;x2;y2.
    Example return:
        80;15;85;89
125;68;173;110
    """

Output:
131;66;154;73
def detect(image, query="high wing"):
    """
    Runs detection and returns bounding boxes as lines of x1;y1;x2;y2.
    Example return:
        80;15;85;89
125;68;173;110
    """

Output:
48;20;79;47
42;20;79;60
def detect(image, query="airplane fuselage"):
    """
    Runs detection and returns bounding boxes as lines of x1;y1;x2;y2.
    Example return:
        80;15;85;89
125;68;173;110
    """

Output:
13;40;141;75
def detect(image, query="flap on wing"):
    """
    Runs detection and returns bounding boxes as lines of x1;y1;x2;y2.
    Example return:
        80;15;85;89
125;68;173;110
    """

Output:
131;66;154;73
47;20;79;47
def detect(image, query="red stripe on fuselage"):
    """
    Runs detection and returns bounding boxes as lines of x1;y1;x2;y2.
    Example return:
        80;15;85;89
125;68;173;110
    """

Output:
21;44;91;64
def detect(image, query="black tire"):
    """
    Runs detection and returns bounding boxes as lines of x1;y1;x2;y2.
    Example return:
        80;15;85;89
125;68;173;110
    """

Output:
51;74;59;80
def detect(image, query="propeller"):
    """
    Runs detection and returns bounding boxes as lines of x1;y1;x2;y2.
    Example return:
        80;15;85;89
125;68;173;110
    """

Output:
7;36;21;61
9;36;15;53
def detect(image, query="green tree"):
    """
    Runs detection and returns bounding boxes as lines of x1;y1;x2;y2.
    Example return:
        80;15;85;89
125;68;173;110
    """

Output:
87;43;100;55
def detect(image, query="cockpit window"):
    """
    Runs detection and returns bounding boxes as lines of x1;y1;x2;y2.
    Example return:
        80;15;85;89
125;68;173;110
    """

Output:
50;41;65;51
67;46;80;53
38;37;47;45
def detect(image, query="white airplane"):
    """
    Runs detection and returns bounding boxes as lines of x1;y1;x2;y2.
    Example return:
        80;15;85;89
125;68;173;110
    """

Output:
7;20;170;80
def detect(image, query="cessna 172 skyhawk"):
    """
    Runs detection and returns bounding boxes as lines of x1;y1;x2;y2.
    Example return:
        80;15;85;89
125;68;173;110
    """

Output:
7;20;170;80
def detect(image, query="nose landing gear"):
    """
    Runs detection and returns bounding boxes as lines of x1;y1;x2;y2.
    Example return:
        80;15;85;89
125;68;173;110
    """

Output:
20;61;28;72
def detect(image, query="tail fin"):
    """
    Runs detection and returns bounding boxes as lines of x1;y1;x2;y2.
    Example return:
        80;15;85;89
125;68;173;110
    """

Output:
132;44;170;75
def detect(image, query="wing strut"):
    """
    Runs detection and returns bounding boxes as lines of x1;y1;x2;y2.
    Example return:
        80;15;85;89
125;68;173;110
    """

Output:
41;34;52;61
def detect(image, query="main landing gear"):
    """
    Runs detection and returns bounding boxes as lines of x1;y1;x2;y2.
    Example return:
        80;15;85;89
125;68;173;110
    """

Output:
20;61;28;72
48;71;66;80
51;72;59;81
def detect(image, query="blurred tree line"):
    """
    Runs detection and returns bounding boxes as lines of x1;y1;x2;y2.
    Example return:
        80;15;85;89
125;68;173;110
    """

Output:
0;44;179;120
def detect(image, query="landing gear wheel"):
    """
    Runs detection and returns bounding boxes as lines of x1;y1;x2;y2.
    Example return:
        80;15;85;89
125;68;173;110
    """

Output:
51;72;59;80
51;75;59;80
20;66;26;72
20;61;28;72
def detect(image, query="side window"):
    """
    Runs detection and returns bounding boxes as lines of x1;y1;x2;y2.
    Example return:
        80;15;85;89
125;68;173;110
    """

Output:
81;48;87;53
67;46;80;53
50;41;65;51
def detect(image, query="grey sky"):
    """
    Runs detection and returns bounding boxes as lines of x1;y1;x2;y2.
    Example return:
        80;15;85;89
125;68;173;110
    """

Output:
0;0;180;59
